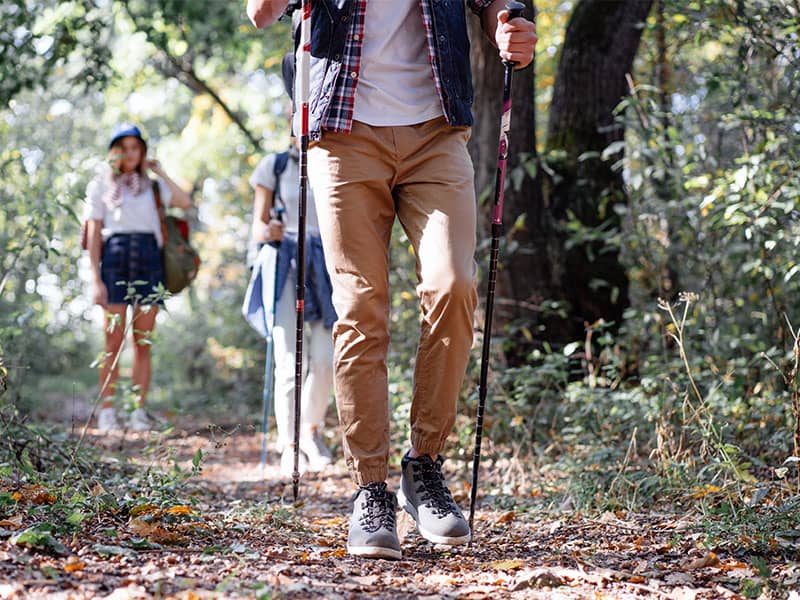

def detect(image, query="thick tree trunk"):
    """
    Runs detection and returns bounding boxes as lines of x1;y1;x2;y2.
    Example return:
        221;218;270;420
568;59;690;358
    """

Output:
541;0;652;341
468;4;542;358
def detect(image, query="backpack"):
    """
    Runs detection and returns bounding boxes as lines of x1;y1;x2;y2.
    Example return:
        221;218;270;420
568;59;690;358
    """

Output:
272;151;290;211
152;181;200;294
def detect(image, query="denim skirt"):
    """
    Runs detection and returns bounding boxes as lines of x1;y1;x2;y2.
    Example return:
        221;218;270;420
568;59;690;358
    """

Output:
101;233;165;305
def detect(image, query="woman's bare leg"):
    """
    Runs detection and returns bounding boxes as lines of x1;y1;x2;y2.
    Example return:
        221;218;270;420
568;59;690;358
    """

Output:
100;304;127;408
131;305;158;406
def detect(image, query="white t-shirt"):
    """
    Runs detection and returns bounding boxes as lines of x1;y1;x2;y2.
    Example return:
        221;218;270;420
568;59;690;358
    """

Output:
352;0;444;126
249;151;320;235
84;166;172;247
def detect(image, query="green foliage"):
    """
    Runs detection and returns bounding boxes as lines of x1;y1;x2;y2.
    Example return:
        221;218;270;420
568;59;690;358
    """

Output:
0;0;114;106
11;522;68;555
460;0;800;523
0;0;292;419
0;89;98;403
617;0;800;467
0;397;209;559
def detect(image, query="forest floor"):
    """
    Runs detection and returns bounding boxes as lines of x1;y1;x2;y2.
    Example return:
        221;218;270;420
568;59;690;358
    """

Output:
2;417;800;599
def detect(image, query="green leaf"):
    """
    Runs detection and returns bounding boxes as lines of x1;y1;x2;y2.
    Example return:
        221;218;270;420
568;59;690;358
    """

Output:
11;523;68;556
66;510;88;527
192;448;203;469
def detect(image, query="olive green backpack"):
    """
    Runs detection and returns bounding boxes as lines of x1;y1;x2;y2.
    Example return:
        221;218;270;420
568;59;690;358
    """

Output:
152;181;200;294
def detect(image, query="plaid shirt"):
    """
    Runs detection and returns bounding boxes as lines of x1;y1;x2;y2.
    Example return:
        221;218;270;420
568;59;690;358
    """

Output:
323;0;495;134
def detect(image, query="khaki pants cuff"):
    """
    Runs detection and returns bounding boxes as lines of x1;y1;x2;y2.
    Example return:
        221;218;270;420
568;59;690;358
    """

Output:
350;466;389;487
410;432;447;457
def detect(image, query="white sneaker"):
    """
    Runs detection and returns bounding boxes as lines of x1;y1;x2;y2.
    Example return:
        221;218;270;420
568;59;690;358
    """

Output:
97;407;119;431
299;429;333;471
128;407;156;432
280;446;308;479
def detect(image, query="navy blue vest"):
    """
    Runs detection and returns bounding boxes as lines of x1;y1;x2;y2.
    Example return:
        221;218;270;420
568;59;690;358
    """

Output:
292;0;475;140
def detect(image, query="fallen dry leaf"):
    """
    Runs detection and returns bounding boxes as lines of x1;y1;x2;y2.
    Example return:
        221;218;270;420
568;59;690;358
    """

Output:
63;556;85;573
691;485;722;499
397;510;416;540
0;514;24;530
488;559;525;571
165;505;195;516
128;518;158;537
510;568;566;591
685;552;719;570
12;484;54;505
495;510;516;525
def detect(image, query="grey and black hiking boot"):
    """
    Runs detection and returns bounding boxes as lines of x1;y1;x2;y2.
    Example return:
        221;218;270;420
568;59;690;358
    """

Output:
397;453;471;545
347;482;402;559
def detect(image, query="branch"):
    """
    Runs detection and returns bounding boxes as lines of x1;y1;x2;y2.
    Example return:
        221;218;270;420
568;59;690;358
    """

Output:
156;52;262;152
121;1;262;152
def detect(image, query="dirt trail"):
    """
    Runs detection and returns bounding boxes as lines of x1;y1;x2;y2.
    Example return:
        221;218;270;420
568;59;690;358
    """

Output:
1;427;796;599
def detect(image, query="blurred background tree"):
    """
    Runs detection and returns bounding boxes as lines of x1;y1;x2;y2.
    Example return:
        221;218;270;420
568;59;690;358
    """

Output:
1;0;291;423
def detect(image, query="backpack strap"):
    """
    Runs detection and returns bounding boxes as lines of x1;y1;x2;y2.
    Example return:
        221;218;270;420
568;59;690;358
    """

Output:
152;179;168;245
272;151;290;211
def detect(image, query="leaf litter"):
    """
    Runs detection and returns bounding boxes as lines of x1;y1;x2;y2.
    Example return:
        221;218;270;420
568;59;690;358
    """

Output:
1;427;798;599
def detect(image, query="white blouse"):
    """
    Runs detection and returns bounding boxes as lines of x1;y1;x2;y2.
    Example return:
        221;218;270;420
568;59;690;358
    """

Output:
84;166;172;247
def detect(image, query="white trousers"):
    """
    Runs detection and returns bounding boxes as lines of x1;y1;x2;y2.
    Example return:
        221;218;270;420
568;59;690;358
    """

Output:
271;280;334;449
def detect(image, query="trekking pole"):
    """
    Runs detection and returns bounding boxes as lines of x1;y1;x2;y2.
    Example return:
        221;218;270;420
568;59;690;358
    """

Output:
260;336;274;469
468;0;527;536
292;0;311;502
260;207;285;470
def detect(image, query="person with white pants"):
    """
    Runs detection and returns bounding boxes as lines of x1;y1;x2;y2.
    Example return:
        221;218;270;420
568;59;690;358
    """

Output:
270;271;334;473
249;141;337;476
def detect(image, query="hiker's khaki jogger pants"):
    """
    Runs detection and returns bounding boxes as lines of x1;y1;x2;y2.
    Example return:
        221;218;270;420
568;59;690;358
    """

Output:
308;117;478;485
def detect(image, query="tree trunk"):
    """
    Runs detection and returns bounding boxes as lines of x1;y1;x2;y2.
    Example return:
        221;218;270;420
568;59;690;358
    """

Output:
541;0;653;341
468;4;542;360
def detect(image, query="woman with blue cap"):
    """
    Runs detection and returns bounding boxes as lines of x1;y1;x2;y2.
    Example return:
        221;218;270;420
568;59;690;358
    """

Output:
84;123;192;431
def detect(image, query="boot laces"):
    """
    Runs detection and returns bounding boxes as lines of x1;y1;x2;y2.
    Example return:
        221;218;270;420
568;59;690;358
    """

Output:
413;457;458;519
357;482;396;533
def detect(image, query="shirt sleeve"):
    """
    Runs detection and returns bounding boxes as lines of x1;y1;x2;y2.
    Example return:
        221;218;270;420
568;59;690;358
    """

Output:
249;155;277;191
467;0;495;16
84;176;106;221
157;178;172;208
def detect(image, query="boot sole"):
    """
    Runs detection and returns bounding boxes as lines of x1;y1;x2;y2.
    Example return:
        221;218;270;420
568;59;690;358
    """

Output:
397;488;471;546
346;544;402;560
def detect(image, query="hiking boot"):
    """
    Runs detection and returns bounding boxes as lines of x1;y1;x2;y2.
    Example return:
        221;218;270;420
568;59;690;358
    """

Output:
97;406;119;431
347;482;402;559
280;446;308;479
299;428;333;471
398;453;471;545
129;407;157;432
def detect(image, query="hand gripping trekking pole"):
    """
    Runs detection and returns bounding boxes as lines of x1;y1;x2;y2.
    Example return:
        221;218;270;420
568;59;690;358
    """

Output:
260;206;285;470
292;0;311;502
468;0;526;536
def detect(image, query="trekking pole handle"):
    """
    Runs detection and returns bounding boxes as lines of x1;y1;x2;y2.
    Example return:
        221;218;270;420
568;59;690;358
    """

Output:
506;1;525;20
503;2;527;68
267;206;285;249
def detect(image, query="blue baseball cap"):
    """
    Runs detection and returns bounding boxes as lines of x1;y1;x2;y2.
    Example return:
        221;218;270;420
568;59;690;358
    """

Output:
108;123;146;149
